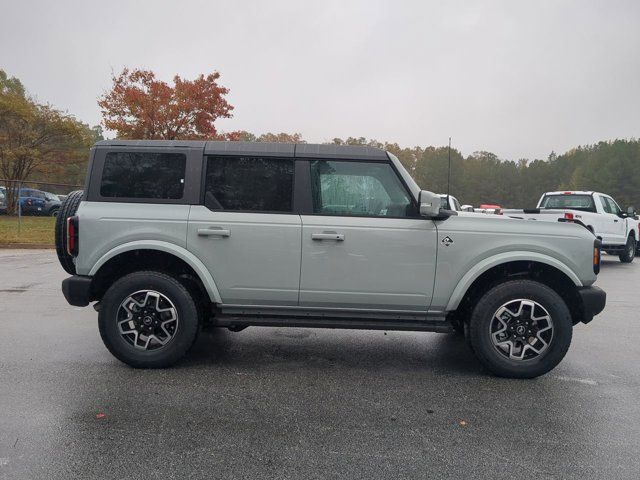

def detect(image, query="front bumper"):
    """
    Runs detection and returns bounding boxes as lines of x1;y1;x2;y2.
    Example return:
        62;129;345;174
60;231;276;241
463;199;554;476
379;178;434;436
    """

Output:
578;286;606;324
62;275;92;307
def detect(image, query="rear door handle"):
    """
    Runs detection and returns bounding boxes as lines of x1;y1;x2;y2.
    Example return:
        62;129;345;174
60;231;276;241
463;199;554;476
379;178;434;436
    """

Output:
311;232;345;241
198;227;231;237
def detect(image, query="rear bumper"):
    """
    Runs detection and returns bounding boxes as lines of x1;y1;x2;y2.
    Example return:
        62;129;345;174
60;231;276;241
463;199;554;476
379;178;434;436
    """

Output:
578;286;606;324
62;275;92;307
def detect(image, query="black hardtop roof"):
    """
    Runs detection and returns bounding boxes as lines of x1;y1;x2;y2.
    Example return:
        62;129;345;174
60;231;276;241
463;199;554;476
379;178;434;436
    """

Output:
93;140;389;160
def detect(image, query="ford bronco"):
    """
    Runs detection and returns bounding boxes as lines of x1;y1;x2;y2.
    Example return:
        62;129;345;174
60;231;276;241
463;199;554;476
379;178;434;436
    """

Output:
56;141;606;378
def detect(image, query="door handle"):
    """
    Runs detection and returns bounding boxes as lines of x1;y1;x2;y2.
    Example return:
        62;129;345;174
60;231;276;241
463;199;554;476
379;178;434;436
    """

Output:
198;228;231;237
311;232;345;241
614;219;619;223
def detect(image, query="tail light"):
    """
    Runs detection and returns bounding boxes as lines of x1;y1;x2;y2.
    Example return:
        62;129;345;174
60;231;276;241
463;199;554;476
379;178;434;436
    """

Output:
564;212;574;220
593;239;601;274
66;216;79;257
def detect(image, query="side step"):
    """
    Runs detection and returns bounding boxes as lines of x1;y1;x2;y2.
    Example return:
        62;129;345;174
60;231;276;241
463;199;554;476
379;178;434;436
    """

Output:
212;315;454;333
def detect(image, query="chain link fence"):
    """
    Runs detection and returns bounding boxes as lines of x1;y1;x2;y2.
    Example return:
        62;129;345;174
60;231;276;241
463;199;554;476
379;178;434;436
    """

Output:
0;179;84;246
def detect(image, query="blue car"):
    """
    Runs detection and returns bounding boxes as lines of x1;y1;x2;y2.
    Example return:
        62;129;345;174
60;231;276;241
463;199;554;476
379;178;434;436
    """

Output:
0;187;61;216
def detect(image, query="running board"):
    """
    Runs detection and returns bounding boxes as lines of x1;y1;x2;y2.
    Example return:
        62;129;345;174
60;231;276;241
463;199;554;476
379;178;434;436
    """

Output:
212;315;453;333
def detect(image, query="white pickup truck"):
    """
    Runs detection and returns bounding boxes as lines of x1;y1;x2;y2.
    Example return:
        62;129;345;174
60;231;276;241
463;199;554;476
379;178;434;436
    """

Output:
505;191;640;263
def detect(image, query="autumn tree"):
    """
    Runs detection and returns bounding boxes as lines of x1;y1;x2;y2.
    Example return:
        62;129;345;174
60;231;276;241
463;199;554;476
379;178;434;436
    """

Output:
0;70;92;214
99;68;233;140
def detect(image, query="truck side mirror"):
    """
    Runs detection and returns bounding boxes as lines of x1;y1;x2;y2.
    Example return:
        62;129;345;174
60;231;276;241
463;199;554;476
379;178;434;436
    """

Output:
627;206;635;216
418;190;442;217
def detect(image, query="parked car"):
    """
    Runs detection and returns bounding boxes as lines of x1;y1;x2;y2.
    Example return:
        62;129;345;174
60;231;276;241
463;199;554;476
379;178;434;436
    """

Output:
505;191;640;262
56;141;605;378
15;188;61;216
438;195;482;216
477;203;503;214
0;187;6;215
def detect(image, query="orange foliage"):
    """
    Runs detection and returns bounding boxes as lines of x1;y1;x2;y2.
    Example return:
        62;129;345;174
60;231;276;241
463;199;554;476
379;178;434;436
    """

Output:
98;68;233;140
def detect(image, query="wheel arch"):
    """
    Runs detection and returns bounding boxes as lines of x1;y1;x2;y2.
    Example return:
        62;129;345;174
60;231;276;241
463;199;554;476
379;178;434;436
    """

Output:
446;254;585;326
89;241;222;303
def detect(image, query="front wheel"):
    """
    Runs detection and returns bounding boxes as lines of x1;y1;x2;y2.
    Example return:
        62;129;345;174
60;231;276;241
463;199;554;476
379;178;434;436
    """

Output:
619;236;636;263
467;280;572;378
98;271;200;368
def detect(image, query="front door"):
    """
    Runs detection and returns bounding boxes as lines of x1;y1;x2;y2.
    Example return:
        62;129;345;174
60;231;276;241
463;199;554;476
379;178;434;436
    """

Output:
598;195;625;243
187;155;301;306
298;159;438;311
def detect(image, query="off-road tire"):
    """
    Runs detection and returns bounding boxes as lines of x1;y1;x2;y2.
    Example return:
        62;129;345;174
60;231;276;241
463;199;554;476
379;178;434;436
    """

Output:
619;236;636;263
467;279;573;379
54;190;84;274
99;271;200;368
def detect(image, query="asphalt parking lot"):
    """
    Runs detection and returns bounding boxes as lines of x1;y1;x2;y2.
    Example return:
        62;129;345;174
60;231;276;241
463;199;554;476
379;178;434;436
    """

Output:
1;250;639;479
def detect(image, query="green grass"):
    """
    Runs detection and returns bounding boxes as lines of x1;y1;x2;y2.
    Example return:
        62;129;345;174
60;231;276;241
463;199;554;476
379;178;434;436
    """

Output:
0;216;56;245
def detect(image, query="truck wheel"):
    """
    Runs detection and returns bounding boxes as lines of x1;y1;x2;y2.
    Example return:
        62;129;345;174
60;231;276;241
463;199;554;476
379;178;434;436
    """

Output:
619;236;636;263
467;280;572;379
98;271;200;368
54;190;84;274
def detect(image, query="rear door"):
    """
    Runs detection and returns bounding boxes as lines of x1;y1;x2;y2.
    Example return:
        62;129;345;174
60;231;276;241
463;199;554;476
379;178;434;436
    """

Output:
187;155;301;306
298;158;437;312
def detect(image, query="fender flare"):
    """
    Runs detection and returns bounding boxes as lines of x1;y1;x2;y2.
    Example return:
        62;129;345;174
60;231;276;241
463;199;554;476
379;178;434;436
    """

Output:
445;251;583;311
88;240;222;303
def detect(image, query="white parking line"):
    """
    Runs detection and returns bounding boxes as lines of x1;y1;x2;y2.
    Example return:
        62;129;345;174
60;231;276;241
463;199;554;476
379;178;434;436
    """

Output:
554;375;598;385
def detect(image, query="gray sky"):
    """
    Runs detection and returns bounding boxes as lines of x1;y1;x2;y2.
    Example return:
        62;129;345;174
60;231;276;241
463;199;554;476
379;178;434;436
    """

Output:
1;0;639;159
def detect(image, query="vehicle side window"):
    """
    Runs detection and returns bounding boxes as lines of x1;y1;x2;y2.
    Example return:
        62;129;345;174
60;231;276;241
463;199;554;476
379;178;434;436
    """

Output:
599;195;613;214
310;160;413;217
204;156;294;212
100;152;186;199
605;197;620;215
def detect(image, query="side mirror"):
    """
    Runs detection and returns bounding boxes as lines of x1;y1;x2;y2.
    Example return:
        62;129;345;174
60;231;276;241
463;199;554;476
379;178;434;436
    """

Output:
418;190;442;217
461;205;474;212
627;206;635;216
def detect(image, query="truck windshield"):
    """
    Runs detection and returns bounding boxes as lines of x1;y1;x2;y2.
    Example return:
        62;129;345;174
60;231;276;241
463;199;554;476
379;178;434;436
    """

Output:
539;194;596;212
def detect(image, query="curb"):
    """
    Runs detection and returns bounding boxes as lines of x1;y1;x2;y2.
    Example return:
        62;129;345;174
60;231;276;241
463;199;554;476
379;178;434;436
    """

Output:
0;243;55;249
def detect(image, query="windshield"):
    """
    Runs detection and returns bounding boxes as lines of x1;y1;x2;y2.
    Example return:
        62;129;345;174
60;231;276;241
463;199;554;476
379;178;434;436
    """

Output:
539;194;596;212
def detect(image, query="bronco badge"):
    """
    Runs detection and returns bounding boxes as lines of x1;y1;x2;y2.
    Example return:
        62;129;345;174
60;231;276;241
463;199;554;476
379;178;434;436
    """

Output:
441;236;454;246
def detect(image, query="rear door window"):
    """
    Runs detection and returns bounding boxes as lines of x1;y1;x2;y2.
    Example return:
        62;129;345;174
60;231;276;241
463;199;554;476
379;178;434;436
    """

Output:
100;152;186;199
204;156;294;212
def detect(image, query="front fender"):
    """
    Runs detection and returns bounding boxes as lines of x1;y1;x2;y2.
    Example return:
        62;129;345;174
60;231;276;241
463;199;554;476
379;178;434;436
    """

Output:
88;240;222;303
445;251;582;311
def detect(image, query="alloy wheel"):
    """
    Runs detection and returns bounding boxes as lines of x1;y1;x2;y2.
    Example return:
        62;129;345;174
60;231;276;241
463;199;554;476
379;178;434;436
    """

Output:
489;299;554;361
117;290;179;350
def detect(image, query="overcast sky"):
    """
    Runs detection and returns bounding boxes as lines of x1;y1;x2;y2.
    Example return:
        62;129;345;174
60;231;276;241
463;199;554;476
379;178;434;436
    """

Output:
1;0;639;159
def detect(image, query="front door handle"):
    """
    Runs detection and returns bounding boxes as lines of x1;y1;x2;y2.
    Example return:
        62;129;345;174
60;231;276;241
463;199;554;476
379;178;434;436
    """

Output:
311;232;345;241
198;227;231;237
614;219;619;223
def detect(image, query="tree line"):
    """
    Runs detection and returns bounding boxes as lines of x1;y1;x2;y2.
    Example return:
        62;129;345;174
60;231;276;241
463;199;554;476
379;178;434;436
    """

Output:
1;67;639;214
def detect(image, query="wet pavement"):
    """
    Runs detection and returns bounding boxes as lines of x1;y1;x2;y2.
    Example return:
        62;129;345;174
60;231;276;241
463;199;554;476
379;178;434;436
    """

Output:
0;250;638;479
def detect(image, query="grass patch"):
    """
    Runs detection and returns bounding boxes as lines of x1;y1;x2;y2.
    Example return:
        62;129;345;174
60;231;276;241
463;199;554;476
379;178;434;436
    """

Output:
0;216;56;245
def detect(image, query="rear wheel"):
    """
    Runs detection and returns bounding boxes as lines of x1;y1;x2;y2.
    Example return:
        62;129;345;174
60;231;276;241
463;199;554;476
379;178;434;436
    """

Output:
619;236;636;263
98;271;200;368
467;280;572;378
54;190;83;274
